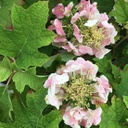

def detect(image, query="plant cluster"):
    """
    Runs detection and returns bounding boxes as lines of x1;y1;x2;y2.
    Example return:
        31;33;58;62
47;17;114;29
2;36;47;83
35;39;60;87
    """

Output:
0;0;128;128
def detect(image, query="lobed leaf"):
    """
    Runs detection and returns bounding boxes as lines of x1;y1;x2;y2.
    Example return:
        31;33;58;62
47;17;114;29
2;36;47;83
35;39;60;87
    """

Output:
110;0;128;24
0;57;12;82
12;67;45;93
100;96;128;128
114;65;128;98
0;0;21;27
0;86;13;123
0;1;55;69
0;87;62;128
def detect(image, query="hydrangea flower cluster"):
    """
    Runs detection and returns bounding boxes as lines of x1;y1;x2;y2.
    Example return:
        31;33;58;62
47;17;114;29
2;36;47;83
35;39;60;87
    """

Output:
44;57;112;128
49;0;117;59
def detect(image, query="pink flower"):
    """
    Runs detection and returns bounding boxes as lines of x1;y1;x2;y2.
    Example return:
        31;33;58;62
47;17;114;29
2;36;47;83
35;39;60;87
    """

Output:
71;12;80;24
92;75;112;104
54;36;67;43
53;19;65;36
45;88;64;109
44;73;69;95
52;2;73;18
63;106;87;128
64;2;73;17
94;47;111;59
73;24;83;43
101;20;117;44
76;0;98;18
44;57;111;127
44;73;56;88
62;41;78;53
44;73;69;109
49;0;117;59
75;46;94;56
63;106;102;128
52;4;65;18
71;11;85;24
83;108;102;128
64;57;98;80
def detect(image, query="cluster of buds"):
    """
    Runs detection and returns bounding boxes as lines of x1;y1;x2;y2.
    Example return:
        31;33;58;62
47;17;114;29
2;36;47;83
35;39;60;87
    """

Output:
44;57;112;128
49;0;117;59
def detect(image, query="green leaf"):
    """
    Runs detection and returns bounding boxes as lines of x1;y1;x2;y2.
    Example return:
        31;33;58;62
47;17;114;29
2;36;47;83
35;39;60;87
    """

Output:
12;67;45;93
92;0;115;14
114;65;128;98
0;0;21;27
0;87;61;128
40;110;62;128
0;122;10;128
62;0;79;5
6;87;47;128
0;1;55;69
43;55;59;69
93;57;113;82
123;96;128;109
100;96;128;128
0;57;12;82
60;52;75;62
0;86;13;123
110;0;128;24
110;63;121;83
23;0;40;7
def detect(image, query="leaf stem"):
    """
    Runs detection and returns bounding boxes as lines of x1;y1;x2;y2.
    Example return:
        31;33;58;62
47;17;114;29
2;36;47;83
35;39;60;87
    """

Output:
115;34;128;48
113;34;128;57
2;70;16;94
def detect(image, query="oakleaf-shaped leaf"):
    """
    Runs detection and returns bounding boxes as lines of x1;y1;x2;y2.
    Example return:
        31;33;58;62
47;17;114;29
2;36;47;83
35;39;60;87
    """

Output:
110;0;128;24
40;110;62;128
110;63;121;83
100;96;128;128
114;65;128;98
0;88;62;128
0;1;55;69
0;86;13;123
93;57;113;82
0;0;21;27
0;57;12;82
12;67;45;93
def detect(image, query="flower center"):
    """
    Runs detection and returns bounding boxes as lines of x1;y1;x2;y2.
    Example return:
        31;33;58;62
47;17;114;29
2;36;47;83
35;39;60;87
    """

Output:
82;25;105;48
63;75;96;108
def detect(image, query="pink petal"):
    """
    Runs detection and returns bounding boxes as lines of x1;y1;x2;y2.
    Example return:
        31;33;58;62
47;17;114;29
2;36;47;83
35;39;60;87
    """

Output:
94;47;110;59
44;73;56;88
78;46;94;55
54;19;65;35
67;41;78;53
62;45;72;52
73;24;83;43
48;24;56;30
92;108;102;125
52;4;65;18
45;89;64;109
54;36;67;43
71;12;80;24
64;2;73;17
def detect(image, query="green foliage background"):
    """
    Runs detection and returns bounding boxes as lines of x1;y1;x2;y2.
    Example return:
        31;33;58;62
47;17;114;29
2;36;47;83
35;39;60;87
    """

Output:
0;0;128;127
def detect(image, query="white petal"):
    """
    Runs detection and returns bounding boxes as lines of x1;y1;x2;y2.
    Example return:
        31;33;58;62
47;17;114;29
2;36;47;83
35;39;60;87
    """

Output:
84;19;98;27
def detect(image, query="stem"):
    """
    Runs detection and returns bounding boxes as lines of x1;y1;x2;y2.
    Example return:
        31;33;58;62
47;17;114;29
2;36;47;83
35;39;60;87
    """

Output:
2;70;16;94
113;34;128;57
115;34;128;48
